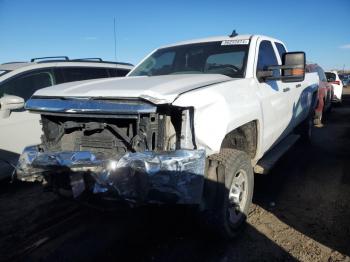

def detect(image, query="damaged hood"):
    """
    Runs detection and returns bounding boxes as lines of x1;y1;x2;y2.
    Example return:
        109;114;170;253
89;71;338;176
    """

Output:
32;74;232;104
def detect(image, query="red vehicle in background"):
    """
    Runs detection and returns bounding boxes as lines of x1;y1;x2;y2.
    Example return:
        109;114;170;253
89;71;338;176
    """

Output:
306;64;333;127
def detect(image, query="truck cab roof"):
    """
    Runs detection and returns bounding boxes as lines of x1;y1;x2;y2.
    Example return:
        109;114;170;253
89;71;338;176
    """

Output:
161;35;284;48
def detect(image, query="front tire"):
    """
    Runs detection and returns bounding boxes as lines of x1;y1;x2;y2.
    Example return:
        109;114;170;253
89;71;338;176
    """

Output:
201;149;254;239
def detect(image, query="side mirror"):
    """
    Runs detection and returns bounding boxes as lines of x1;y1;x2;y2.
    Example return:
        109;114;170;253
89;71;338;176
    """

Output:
280;52;306;83
258;52;306;83
0;95;25;119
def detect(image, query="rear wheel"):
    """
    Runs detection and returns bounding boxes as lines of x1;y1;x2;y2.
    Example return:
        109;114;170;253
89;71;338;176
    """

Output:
325;100;333;113
296;113;313;142
201;149;254;239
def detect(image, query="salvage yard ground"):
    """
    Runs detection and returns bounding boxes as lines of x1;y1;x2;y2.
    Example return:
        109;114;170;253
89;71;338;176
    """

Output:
1;90;350;262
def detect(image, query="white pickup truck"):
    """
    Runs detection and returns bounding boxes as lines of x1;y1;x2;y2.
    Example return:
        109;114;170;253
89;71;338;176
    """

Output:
16;34;319;238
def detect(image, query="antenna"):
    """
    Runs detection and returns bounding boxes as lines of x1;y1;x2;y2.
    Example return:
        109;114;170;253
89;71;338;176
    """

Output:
229;30;238;37
113;18;117;62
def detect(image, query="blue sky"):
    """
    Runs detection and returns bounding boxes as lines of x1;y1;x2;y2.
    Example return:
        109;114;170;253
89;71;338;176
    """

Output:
0;0;349;70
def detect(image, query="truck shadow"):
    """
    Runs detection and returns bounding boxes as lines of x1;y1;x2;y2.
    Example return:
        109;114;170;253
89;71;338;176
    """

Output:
0;172;297;261
20;185;297;262
91;206;298;262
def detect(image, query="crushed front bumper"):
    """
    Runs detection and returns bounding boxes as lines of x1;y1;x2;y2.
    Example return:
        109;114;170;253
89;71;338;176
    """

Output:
16;147;206;205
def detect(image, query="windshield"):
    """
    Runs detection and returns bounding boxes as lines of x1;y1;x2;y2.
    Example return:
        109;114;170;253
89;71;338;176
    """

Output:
130;41;249;78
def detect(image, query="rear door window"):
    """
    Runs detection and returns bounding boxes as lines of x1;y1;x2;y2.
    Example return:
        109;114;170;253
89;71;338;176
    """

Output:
57;67;109;83
0;70;54;101
108;68;130;77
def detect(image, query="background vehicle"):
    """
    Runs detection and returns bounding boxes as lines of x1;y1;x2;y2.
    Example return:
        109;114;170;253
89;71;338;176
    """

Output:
0;57;133;179
339;74;350;88
326;71;343;103
17;35;318;238
306;64;332;126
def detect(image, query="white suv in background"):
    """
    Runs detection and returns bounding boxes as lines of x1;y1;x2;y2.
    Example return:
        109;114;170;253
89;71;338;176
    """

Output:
326;71;343;103
0;57;133;179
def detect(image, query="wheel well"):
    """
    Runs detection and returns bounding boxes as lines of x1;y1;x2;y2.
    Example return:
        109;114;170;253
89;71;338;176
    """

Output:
220;121;258;159
311;91;318;112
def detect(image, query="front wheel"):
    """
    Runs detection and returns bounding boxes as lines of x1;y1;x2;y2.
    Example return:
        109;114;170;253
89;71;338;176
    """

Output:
200;149;254;239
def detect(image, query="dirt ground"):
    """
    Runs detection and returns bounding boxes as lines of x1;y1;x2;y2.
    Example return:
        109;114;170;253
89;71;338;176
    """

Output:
1;90;350;262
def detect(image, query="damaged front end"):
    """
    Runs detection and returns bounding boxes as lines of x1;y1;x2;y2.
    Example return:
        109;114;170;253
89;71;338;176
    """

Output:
16;98;205;205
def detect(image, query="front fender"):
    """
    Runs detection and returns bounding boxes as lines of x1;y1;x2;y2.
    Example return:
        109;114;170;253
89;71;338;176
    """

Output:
172;79;262;155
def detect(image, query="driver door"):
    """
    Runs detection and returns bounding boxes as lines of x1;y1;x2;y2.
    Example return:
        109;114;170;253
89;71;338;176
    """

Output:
255;40;293;152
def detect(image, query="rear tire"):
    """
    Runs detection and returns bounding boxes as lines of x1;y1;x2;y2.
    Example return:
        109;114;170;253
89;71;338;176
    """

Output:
325;102;333;113
296;114;313;142
200;149;254;239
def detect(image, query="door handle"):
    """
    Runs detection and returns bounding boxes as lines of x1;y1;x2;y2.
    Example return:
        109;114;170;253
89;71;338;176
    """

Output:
283;87;290;92
296;84;301;88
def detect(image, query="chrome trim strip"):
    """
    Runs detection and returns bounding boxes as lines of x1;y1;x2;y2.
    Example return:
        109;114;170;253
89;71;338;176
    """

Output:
25;98;157;115
33;111;139;119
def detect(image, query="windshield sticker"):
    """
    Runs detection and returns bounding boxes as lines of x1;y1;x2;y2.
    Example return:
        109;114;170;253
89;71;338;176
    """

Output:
221;39;249;45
